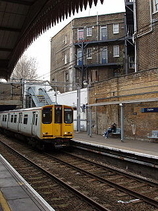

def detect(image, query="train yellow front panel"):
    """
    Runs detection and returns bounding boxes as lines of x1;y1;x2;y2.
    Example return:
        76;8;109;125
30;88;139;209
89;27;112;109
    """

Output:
53;124;62;136
42;124;53;138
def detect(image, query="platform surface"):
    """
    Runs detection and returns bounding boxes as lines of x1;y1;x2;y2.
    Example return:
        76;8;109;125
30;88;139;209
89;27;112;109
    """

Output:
74;132;158;158
0;155;55;211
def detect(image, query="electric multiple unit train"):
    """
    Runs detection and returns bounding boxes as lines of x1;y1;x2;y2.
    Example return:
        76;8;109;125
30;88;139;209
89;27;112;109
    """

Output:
0;104;74;149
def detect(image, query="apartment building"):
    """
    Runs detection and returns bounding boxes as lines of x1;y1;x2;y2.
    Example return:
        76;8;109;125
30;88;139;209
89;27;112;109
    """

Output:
50;13;126;92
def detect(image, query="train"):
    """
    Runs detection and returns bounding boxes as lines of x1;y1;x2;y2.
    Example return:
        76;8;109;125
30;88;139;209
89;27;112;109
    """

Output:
0;104;74;150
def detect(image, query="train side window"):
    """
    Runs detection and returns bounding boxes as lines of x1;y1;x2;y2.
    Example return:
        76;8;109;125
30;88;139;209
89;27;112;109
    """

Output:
23;114;28;124
42;108;52;124
55;106;62;123
35;114;38;125
11;115;13;123
14;115;17;123
32;112;36;125
64;108;73;124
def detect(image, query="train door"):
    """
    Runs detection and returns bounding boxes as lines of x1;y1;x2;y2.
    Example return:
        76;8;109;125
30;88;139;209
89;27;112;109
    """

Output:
31;112;38;136
54;105;62;136
17;113;22;132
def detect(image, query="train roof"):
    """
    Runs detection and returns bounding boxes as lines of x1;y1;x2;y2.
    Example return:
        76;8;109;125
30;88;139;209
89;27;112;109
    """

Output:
0;104;72;113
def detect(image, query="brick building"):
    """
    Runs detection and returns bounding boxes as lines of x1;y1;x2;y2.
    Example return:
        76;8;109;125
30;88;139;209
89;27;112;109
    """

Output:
88;0;158;140
50;0;158;140
50;13;126;92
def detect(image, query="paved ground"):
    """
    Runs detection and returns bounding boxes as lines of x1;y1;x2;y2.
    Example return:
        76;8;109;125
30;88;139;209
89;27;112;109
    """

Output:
73;132;158;157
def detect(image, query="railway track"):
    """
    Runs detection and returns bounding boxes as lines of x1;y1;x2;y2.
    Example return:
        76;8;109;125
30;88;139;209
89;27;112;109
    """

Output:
0;135;158;211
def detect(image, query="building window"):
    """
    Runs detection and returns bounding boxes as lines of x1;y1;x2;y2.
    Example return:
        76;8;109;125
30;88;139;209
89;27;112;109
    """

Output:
100;47;108;64
65;72;69;81
113;45;120;57
153;0;158;12
65;53;68;64
113;24;119;34
77;49;83;65
87;48;92;59
91;70;98;82
77;28;84;40
64;35;67;44
129;56;135;69
100;26;107;40
87;27;92;36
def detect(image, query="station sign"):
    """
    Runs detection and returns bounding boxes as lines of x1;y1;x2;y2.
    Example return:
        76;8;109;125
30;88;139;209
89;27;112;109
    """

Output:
141;107;158;113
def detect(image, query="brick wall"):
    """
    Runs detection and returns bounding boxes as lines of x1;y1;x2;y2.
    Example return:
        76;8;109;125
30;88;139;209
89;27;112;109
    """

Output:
89;69;158;140
136;0;158;71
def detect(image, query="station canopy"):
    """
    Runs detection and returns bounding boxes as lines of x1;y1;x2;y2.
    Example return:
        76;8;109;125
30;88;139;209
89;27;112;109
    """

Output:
0;0;103;80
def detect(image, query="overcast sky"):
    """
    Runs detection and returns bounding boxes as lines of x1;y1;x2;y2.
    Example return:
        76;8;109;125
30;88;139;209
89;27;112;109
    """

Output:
24;0;125;80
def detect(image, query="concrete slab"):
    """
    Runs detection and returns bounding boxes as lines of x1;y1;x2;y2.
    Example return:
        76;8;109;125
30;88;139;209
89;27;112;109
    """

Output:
2;186;28;200
8;198;41;211
0;178;18;188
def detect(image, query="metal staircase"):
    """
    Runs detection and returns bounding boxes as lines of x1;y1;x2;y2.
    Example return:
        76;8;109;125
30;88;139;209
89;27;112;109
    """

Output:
26;87;55;107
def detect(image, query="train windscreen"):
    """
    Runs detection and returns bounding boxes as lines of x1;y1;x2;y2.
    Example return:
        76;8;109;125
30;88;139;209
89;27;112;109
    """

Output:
42;107;52;124
64;108;73;124
55;106;62;123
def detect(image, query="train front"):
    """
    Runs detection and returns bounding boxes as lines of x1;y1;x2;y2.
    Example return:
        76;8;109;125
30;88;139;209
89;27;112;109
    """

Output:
41;105;74;148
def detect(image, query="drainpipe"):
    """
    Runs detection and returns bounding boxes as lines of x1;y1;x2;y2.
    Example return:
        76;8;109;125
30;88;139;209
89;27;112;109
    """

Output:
133;0;137;73
120;103;124;142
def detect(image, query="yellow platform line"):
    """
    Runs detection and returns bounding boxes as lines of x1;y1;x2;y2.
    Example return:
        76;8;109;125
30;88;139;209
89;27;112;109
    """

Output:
0;191;11;211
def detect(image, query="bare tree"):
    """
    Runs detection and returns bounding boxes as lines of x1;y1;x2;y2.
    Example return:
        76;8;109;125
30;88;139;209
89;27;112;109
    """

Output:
11;55;38;80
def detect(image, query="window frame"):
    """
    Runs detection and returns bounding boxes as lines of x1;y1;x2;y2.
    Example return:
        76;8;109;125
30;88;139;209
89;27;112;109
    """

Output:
87;48;92;59
113;45;120;58
153;0;158;13
100;26;108;40
87;27;92;36
77;28;84;40
100;47;108;64
113;23;119;34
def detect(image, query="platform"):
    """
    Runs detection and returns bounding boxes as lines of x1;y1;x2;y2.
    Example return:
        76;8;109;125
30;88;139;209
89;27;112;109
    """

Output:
74;132;158;158
0;155;55;211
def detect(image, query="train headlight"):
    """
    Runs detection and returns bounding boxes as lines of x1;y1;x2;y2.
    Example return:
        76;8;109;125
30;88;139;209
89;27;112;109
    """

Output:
64;132;72;135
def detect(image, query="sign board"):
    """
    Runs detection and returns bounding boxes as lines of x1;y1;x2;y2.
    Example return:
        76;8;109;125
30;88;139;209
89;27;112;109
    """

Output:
141;107;158;113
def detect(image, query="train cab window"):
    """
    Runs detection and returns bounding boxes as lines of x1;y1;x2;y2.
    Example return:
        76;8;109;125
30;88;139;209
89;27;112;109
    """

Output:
42;107;52;124
64;108;73;124
23;114;28;124
55;106;62;123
